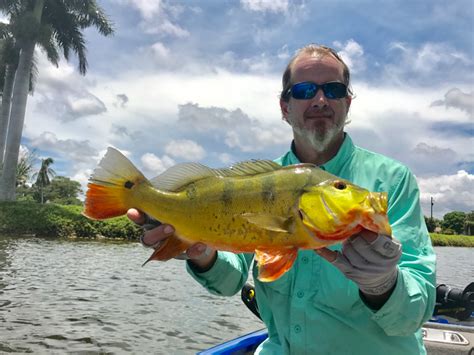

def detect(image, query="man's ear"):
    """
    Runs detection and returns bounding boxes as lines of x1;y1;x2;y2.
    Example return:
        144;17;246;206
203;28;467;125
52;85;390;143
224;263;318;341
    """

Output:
345;96;352;113
280;99;289;121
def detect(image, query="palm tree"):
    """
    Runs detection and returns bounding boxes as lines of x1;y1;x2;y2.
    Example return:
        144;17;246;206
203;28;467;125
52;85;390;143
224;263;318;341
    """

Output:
15;147;37;187
0;20;42;169
32;157;55;204
0;28;20;168
0;0;114;201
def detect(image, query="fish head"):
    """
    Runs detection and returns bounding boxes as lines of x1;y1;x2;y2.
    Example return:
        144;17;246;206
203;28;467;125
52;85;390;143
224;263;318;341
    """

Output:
298;179;392;242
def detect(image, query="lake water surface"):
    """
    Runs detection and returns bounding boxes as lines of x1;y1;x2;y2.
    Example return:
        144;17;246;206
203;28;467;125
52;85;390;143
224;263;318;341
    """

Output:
0;236;472;354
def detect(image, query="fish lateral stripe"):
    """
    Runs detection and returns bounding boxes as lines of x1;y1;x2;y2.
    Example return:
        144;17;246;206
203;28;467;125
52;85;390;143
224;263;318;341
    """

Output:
261;176;276;204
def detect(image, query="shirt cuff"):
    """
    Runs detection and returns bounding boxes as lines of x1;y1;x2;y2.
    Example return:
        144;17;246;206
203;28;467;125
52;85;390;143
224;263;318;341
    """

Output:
369;268;433;336
186;251;248;296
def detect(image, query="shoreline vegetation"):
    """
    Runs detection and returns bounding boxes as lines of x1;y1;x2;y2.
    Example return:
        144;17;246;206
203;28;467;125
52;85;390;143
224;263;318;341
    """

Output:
1;202;473;247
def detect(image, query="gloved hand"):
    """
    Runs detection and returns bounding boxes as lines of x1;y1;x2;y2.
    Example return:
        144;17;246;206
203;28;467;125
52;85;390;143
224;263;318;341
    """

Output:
316;230;402;296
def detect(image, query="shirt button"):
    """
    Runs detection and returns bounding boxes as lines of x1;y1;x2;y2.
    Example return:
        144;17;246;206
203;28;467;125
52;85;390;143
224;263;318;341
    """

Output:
294;325;302;333
297;290;304;298
302;256;309;264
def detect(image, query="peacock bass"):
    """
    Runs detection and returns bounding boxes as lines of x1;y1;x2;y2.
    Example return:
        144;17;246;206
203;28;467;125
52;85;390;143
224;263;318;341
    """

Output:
83;147;392;282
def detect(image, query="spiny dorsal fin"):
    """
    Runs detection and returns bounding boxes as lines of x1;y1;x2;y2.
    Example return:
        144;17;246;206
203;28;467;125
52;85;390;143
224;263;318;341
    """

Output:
216;160;282;177
150;159;283;192
150;163;218;192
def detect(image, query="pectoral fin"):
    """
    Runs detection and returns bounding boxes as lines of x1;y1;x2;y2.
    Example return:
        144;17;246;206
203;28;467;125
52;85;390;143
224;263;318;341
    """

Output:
142;236;192;266
255;248;298;282
241;213;296;233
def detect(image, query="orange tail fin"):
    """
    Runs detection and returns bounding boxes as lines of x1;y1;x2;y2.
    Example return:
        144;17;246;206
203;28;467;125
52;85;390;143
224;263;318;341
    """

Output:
84;183;130;219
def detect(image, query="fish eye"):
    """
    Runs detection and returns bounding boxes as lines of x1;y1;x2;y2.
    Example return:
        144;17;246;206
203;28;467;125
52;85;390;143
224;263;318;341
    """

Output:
333;181;346;190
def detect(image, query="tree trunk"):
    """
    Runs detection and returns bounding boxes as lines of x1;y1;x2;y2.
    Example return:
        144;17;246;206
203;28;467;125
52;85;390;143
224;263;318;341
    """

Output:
0;64;15;167
0;0;44;201
0;40;35;200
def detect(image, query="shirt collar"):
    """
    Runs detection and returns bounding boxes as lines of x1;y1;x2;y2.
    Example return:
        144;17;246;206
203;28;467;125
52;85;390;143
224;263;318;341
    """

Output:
288;133;355;174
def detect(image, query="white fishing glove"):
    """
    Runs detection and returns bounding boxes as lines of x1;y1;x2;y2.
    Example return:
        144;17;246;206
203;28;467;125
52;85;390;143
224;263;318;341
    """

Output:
329;234;402;296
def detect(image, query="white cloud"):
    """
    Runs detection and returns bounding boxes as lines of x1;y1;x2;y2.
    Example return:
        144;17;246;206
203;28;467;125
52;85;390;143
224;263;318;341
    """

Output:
418;170;474;218
113;0;189;37
121;0;162;20
225;124;291;153
33;50;107;121
277;44;290;60
333;39;366;73
430;88;474;118
29;132;98;164
177;103;291;153
140;152;175;176
151;42;170;58
148;19;189;37
114;94;129;108
241;0;288;13
384;42;473;84
165;139;206;161
218;153;234;165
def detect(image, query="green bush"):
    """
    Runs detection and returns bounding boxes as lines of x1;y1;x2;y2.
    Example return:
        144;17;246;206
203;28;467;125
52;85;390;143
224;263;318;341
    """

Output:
0;201;141;240
430;233;474;247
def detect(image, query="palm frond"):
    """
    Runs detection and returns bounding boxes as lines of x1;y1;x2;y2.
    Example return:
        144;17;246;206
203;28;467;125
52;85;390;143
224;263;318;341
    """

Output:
36;23;59;67
0;22;10;39
70;0;114;36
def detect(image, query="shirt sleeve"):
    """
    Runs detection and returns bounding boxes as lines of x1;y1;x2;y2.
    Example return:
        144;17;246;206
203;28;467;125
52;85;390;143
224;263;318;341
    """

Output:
186;252;254;296
371;168;436;336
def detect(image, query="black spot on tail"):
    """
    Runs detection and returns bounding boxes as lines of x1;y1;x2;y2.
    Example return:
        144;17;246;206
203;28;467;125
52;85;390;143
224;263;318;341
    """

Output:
124;181;134;189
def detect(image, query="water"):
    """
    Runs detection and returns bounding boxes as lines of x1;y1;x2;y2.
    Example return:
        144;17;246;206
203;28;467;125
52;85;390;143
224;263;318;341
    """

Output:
0;237;472;354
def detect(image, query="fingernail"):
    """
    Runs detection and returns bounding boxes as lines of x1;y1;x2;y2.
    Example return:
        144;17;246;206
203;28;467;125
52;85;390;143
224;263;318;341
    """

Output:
163;225;174;234
197;244;206;252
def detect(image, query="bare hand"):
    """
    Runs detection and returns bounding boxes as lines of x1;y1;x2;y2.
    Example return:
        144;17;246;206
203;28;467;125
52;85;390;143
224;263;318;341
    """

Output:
127;208;217;267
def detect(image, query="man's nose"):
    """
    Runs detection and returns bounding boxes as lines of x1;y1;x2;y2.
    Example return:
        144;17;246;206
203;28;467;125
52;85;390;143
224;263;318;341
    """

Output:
310;88;328;107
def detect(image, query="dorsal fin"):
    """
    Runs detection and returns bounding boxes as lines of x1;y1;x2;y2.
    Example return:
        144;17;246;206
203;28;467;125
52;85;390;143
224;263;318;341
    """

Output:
150;162;217;191
150;159;283;192
216;160;282;177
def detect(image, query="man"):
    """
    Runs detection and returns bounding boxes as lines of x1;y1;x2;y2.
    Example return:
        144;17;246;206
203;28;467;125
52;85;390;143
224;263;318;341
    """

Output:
128;44;436;354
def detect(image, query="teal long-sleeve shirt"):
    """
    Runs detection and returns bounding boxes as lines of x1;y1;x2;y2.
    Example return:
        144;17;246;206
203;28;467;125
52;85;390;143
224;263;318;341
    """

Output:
187;134;436;355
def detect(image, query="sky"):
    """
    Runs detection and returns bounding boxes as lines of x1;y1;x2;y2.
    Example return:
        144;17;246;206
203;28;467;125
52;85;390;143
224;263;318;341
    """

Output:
3;0;473;218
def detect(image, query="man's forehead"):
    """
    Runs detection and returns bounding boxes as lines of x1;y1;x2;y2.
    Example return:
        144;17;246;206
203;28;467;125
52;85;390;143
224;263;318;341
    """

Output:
291;54;344;81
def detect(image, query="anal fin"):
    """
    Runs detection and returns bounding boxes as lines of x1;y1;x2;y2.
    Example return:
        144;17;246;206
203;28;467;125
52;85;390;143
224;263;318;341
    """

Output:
255;248;298;282
142;236;192;266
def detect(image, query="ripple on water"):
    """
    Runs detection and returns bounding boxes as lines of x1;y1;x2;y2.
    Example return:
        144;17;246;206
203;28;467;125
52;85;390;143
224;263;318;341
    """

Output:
8;236;415;352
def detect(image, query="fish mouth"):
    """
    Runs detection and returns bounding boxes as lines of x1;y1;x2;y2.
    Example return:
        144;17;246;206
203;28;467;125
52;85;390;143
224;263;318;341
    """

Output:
363;192;392;236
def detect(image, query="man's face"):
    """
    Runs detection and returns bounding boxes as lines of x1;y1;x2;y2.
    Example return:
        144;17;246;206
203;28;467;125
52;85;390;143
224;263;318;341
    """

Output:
280;54;351;152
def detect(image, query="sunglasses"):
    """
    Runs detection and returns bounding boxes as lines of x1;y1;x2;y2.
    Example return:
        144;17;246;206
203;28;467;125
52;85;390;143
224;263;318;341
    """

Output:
288;81;348;100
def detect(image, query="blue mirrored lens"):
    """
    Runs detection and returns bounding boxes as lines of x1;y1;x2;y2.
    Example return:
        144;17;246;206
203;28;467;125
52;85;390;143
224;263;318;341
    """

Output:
291;82;347;100
324;82;348;99
291;83;317;99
